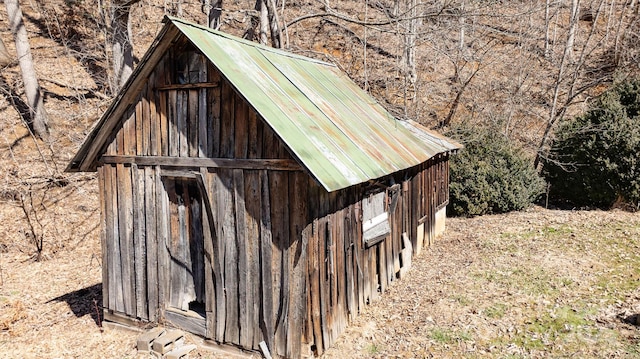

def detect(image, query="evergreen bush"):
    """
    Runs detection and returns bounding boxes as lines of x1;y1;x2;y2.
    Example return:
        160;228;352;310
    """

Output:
447;123;545;217
543;79;640;209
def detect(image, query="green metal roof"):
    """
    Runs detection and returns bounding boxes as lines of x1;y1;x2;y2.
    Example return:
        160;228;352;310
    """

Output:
171;17;459;191
67;16;460;192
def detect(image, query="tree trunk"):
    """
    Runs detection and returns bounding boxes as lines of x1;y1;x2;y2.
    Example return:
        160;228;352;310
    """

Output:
401;0;419;84
111;0;139;92
258;0;269;45
566;0;580;61
458;0;465;51
266;0;282;48
5;0;49;139
544;0;551;58
177;1;183;17
204;0;223;29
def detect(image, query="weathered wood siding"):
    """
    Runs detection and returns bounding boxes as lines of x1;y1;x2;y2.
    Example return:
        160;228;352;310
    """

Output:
98;36;452;358
305;154;450;356
100;37;309;357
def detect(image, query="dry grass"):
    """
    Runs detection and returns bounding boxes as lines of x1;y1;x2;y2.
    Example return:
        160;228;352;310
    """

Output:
2;203;640;358
1;1;640;358
323;207;640;358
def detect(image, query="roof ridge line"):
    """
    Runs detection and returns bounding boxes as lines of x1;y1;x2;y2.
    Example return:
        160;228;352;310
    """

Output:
166;16;337;68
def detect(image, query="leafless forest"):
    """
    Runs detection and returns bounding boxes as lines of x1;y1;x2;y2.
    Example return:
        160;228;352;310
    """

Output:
0;0;639;357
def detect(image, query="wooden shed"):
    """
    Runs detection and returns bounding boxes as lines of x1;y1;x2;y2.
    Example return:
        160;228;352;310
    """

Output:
67;16;461;358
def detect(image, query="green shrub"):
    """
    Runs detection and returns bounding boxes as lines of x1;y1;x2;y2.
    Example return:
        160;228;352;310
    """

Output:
447;123;545;217
542;79;640;209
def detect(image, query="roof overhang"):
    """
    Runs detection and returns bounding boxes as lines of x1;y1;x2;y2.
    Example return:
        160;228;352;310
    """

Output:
67;17;462;193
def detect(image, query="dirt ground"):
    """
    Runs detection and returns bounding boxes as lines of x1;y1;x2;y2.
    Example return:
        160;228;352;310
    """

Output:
1;2;640;358
1;205;640;358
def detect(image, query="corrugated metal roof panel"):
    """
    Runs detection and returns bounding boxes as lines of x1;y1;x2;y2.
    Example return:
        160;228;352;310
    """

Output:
397;120;463;153
67;16;459;189
173;17;460;191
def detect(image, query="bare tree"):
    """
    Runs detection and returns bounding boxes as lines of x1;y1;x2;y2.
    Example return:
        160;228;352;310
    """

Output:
398;0;420;85
203;0;223;29
458;0;465;50
534;0;608;168
245;0;281;47
111;0;141;92
165;0;183;17
258;0;269;45
544;0;551;57
5;0;49;139
566;0;580;61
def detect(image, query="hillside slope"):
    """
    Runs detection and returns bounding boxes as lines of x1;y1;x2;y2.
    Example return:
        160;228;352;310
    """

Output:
0;1;639;357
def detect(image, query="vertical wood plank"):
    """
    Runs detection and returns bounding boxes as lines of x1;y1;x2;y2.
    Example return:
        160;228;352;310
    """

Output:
385;189;395;285
270;171;289;357
287;172;308;359
134;99;143;155
411;174;419;254
116;112;125;156
259;170;275;353
159;91;168;157
98;166;110;310
306;181;322;355
208;86;221;158
233;169;251;348
416;168;424;254
354;199;364;314
220;169;239;343
262;116;278;158
156;166;169;318
189;183;205;304
402;180;410;238
106;164;124;313
345;202;356;321
178;90;189;157
309;217;323;355
198;57;209;158
304;221;313;347
168;90;178;157
197;169;215;339
244;169;262;349
202;203;215;338
369;241;379;303
427;164;433;246
188;89;199;157
247;110;259;159
220;81;235;158
124;108;136;156
142;89;151;156
378;234;388;294
157;57;168;156
234;97;248;159
106;132;117;155
333;194;346;339
328;196;338;344
132;164;148;320
205;170;227;342
166;178;182;309
149;72;159;157
145;166;158;322
362;213;371;305
198;88;208;158
392;189;402;277
208;64;221;159
317;189;330;351
116;163;135;317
